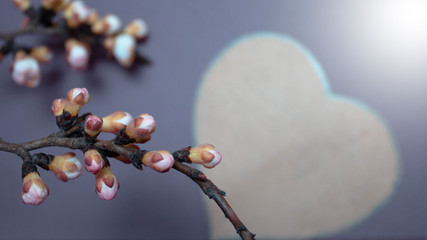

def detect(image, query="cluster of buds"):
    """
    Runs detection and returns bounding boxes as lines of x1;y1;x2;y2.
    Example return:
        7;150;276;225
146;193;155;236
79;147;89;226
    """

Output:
3;0;150;88
19;87;222;205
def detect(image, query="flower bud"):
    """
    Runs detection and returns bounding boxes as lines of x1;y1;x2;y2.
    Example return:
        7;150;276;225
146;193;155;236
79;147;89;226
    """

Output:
92;14;121;35
51;98;66;117
142;150;174;173
66;87;90;105
63;88;90;116
14;0;31;12
113;33;136;67
95;165;119;200
48;152;82;182
125;18;149;40
63;0;92;28
65;39;90;71
11;52;41;88
41;0;70;12
125;113;156;139
114;144;139;164
84;115;103;137
84;149;104;174
30;46;53;64
189;144;222;168
101;111;133;134
21;172;49;205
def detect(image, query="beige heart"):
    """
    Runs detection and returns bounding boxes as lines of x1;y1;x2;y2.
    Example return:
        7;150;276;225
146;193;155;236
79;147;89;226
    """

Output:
195;32;399;239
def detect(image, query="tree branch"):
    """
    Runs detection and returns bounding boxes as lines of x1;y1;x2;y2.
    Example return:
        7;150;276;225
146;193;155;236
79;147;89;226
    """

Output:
0;128;255;240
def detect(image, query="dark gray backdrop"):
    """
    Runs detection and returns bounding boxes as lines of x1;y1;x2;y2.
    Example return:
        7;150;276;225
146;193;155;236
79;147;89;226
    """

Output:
0;0;426;239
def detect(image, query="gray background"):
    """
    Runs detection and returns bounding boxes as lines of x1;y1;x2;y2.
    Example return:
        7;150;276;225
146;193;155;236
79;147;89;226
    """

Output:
0;0;426;239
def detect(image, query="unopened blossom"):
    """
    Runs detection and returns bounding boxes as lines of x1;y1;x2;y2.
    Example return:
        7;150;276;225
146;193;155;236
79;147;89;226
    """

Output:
113;33;136;67
41;0;70;12
48;152;82;182
114;144;139;164
125;113;156;139
125;18;149;40
65;39;90;71
51;98;66;117
11;52;41;88
30;46;53;64
64;87;90;116
142;150;174;173
21;172;49;205
84;149;104;174
63;0;92;28
14;0;31;12
85;115;103;137
95;165;119;200
92;14;121;35
189;144;222;168
101;111;133;134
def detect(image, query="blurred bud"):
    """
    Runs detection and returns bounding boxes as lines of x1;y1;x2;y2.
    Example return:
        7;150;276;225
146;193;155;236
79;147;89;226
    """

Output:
92;14;121;35
87;11;98;25
95;165;119;200
101;111;133;134
48;152;82;182
51;98;66;117
103;36;115;57
142;150;174;173
125;18;148;40
63;0;92;28
85;115;103;137
125;113;156;139
65;39;90;71
189;144;222;168
113;33;136;67
21;172;49;205
84;149;104;174
114;144;139;164
41;0;70;12
66;87;90;105
11;52;41;88
30;46;53;64
14;0;31;12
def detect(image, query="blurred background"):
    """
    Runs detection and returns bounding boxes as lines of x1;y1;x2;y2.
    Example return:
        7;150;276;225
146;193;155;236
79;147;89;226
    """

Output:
0;0;427;239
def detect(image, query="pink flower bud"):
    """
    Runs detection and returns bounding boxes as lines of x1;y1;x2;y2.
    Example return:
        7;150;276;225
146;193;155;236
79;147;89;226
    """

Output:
113;33;136;67
30;46;53;64
124;18;149;40
48;152;82;182
66;87;90;105
142;150;174;173
51;98;66;117
11;52;41;88
14;0;31;12
65;39;90;71
114;144;139;164
95;165;119;200
21;172;49;205
63;88;90;116
125;113;156;139
101;111;133;134
84;115;103;137
63;0;92;28
189;144;222;168
92;14;121;35
84;149;104;174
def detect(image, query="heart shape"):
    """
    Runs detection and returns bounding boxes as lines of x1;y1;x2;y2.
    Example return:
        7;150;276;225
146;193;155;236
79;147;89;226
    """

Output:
195;32;399;239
